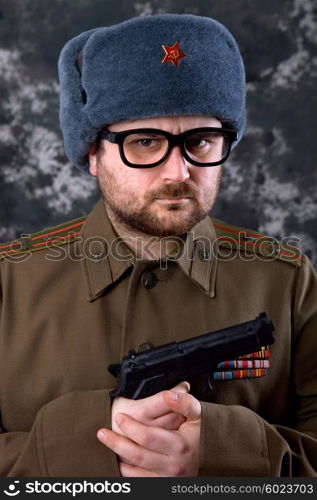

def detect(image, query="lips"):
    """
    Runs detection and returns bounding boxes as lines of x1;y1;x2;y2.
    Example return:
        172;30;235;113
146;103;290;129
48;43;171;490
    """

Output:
156;197;191;201
149;182;198;202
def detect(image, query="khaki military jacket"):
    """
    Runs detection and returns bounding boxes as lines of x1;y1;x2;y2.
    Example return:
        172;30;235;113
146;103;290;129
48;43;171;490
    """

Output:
0;199;316;477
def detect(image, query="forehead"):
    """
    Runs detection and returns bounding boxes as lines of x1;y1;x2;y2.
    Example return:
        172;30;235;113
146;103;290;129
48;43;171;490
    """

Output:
109;115;222;132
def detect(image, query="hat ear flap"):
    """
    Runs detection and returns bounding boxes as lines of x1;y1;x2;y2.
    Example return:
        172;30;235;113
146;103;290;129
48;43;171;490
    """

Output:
58;29;100;171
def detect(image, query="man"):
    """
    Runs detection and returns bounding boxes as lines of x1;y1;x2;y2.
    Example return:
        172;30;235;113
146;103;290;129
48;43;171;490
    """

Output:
0;14;316;477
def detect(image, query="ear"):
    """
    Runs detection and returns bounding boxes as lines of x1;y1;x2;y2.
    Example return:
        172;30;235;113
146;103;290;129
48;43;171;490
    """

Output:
88;145;98;176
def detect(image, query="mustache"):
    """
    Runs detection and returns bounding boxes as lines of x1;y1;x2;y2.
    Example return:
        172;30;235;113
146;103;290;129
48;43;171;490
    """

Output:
148;182;198;200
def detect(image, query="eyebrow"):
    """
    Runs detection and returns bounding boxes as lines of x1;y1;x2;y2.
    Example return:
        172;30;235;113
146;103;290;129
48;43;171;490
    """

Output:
125;132;166;137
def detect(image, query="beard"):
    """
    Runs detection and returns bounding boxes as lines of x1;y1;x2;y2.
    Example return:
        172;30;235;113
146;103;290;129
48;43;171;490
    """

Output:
96;162;222;237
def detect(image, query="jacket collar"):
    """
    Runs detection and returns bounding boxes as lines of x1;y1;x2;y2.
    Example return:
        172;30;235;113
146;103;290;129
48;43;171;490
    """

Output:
177;216;217;297
81;199;217;301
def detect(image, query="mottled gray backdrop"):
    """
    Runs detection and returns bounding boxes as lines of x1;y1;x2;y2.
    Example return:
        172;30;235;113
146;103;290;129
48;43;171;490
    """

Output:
0;0;316;266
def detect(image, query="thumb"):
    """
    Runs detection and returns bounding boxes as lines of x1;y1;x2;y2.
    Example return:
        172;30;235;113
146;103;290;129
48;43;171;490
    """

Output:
170;380;190;394
164;390;201;422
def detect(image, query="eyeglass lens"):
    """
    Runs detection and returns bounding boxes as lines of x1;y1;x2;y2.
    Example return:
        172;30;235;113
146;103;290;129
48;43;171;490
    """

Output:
122;131;228;166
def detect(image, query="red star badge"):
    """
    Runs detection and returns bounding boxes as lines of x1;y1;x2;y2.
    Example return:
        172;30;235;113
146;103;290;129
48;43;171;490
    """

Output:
161;41;186;67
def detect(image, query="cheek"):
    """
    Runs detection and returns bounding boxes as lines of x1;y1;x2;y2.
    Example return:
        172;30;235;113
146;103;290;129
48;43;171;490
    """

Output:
191;167;220;187
128;169;158;191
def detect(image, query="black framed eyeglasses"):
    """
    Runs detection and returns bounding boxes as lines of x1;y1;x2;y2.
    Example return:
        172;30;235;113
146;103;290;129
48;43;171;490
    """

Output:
99;127;238;168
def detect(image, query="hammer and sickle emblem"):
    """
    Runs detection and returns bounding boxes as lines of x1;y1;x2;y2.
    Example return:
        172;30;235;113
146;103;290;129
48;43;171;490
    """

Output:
161;41;186;67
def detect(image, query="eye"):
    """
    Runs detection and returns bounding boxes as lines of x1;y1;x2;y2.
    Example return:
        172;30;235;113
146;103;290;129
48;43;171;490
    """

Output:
124;134;166;151
136;138;160;148
185;132;222;151
187;137;209;147
185;136;212;150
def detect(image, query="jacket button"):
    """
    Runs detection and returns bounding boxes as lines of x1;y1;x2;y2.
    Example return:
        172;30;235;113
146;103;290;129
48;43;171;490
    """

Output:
92;251;103;261
137;342;155;352
198;249;210;261
141;271;158;289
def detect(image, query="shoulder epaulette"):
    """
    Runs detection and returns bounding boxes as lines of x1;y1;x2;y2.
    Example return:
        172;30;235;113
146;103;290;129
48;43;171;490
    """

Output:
0;215;87;261
1;214;303;267
211;217;303;268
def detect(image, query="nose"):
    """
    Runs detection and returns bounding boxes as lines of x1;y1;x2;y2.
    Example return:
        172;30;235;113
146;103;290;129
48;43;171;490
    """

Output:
160;145;190;182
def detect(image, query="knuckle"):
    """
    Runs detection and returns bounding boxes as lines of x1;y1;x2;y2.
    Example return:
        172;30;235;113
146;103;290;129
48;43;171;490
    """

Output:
174;439;188;455
168;460;186;476
139;429;155;448
135;406;147;421
129;448;142;465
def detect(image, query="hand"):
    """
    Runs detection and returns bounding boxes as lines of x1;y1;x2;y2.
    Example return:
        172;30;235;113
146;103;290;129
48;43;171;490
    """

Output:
111;381;190;434
97;388;201;477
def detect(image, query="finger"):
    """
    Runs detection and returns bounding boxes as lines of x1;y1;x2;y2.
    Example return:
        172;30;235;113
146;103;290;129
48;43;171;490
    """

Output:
164;391;201;422
97;427;168;472
119;461;158;477
152;412;185;430
135;381;190;420
115;413;182;455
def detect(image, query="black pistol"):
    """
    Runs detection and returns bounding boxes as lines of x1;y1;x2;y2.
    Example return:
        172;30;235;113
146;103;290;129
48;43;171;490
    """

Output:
108;312;275;399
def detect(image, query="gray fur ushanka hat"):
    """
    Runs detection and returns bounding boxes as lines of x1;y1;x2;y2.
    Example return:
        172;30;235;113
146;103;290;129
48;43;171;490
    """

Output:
58;14;246;171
